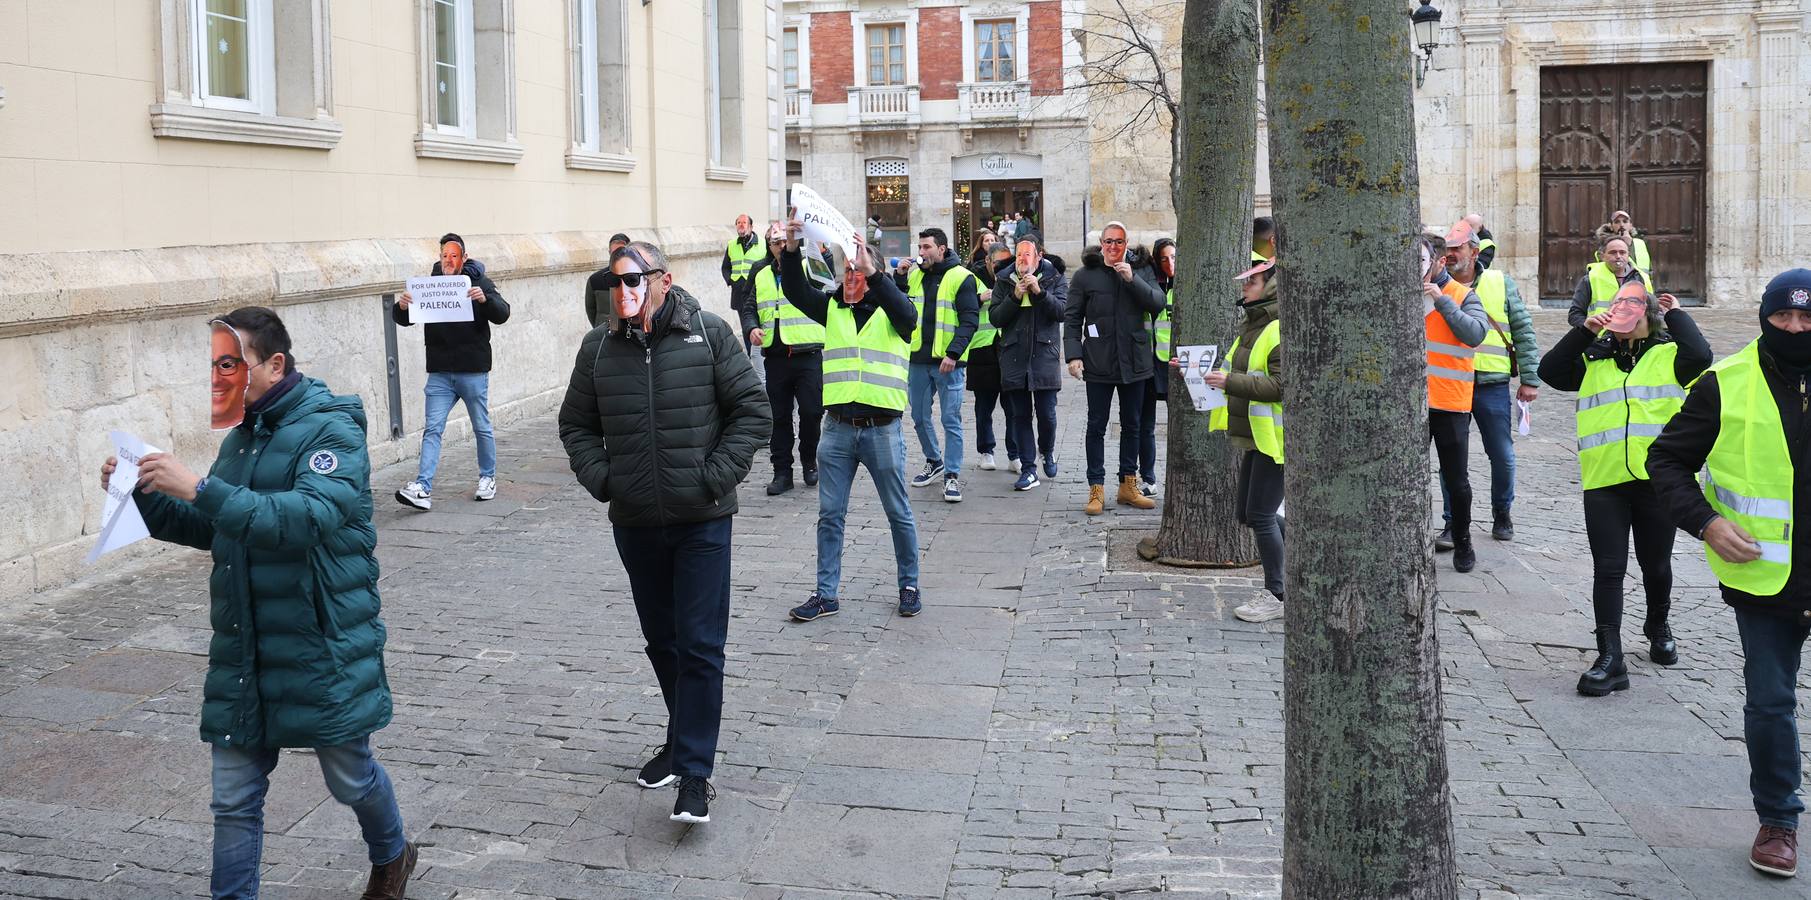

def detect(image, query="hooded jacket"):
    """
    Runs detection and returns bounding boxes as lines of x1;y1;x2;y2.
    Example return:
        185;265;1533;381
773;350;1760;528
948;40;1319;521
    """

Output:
558;285;772;527
1064;246;1169;384
392;259;511;373
135;377;391;749
989;257;1068;392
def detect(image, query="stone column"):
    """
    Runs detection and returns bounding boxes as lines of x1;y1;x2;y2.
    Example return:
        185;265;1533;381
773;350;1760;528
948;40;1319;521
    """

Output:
1461;24;1506;232
1756;12;1799;262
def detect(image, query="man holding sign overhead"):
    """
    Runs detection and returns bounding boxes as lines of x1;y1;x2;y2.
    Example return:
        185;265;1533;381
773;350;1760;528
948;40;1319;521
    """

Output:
393;233;511;510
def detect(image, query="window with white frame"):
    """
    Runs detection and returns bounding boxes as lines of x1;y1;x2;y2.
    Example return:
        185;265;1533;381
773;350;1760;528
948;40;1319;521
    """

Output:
570;0;632;169
783;28;799;90
415;0;521;163
151;0;341;148
866;25;906;86
705;0;744;179
974;20;1015;83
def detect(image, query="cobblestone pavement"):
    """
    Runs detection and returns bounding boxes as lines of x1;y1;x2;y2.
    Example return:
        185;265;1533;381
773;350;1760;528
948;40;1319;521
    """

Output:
2;308;1808;899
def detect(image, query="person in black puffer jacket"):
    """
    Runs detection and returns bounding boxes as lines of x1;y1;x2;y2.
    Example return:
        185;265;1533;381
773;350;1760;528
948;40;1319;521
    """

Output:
1064;222;1167;514
990;237;1068;489
393;233;511;510
558;241;771;826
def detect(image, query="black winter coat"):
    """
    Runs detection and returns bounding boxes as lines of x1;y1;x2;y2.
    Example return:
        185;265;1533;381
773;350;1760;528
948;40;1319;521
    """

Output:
990;258;1067;392
558;286;772;527
393;260;510;372
1064;248;1168;384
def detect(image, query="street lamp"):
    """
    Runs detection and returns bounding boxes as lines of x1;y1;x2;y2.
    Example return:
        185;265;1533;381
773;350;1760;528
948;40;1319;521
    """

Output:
1411;0;1443;89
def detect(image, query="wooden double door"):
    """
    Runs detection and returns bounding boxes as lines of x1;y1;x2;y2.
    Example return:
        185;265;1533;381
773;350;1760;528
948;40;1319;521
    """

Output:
1538;62;1708;301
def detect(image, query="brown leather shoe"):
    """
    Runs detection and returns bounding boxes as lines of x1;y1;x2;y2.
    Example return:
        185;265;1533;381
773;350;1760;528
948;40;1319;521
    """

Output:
1084;484;1106;516
1752;825;1798;877
361;841;419;899
1117;475;1155;510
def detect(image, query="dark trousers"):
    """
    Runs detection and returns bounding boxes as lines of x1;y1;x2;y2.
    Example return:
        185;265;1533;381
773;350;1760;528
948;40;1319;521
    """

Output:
1085;380;1145;486
1581;480;1674;630
612;516;733;779
1138;374;1166;483
1003;389;1059;473
1737;607;1811;829
1236;449;1286;600
1429;410;1473;543
973;388;1018;459
764;352;823;472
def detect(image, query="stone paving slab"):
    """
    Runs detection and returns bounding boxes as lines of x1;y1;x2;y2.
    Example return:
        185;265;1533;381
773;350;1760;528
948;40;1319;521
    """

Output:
2;307;1810;897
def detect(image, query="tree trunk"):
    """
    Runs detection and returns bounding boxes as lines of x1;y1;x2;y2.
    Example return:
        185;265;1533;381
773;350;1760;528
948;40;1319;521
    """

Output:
1145;0;1261;568
1265;0;1458;896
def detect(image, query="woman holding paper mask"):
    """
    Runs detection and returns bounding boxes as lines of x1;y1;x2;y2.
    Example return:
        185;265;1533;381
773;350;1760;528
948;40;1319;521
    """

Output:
1190;258;1286;624
1536;282;1710;696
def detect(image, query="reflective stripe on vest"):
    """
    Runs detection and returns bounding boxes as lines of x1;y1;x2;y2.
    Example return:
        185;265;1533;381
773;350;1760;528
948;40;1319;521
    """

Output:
1585;263;1654;318
1573;342;1683;490
1207;320;1284;464
823;305;911;411
1153;289;1173;362
1700;339;1793;594
906;266;981;360
753;268;827;348
726;237;765;282
1426;278;1476;412
1472;269;1513;375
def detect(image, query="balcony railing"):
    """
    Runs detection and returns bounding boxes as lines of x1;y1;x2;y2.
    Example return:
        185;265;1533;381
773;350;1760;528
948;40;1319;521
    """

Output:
846;84;920;128
785;88;812;128
958;81;1031;124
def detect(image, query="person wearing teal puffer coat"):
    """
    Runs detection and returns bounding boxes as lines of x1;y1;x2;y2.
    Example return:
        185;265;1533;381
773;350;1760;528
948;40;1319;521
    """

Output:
108;307;418;900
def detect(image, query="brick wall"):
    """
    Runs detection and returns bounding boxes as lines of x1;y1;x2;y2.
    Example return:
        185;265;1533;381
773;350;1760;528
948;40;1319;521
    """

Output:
810;12;852;103
1028;2;1062;96
918;8;962;100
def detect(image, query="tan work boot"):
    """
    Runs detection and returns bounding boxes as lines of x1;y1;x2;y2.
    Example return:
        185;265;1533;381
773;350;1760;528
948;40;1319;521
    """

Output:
1118;475;1156;509
361;842;419;900
1084;484;1106;515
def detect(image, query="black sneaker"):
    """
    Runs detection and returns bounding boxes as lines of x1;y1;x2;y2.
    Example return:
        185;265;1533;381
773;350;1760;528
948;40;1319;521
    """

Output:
636;744;675;789
670;776;714;824
803;467;819;487
911;461;945;488
1491;509;1514;542
790;594;840;622
766;472;793;496
1453;541;1477;573
1434;526;1454;552
898;587;923;617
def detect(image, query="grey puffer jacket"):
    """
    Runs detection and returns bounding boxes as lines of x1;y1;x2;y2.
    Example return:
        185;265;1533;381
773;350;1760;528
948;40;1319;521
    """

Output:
558;286;772;527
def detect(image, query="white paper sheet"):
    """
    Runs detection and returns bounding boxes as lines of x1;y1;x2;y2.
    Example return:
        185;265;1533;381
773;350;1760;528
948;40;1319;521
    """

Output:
1176;344;1226;413
790;183;858;264
87;430;162;564
406;275;475;324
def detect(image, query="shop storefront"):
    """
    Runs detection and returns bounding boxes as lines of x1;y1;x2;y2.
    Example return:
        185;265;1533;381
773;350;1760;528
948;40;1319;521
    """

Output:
952;152;1042;259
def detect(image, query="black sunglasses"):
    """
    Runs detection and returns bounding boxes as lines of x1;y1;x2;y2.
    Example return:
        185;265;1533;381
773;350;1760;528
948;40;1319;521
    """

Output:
598;269;666;289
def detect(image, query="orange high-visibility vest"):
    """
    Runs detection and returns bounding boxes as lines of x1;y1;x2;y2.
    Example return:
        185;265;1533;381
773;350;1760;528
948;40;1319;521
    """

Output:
1426;278;1477;413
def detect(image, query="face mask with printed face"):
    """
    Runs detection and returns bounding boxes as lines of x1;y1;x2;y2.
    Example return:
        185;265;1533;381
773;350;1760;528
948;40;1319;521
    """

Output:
843;270;869;304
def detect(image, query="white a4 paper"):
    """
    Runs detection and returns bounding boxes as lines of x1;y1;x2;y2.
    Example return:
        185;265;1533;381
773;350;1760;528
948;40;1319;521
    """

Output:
87;430;163;564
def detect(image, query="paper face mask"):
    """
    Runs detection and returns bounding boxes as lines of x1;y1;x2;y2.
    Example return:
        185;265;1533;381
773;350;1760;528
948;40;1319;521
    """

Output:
210;325;250;431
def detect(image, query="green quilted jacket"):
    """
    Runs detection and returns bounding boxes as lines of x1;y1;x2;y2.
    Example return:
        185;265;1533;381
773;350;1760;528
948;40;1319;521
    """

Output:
136;377;391;749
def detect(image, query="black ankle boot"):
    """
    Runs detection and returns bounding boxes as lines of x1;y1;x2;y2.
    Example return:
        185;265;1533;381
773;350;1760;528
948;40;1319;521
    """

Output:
1577;626;1630;696
1452;534;1476;573
1492;508;1514;541
1645;620;1678;666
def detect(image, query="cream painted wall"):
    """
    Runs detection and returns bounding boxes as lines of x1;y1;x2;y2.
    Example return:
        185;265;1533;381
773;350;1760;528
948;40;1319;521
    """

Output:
0;0;775;254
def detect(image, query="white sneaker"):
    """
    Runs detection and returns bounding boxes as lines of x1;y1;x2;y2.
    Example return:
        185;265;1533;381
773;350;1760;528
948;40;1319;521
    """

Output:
1234;595;1284;624
475;475;497;501
979;452;997;471
1140;479;1160;498
395;481;432;510
1007;457;1020;473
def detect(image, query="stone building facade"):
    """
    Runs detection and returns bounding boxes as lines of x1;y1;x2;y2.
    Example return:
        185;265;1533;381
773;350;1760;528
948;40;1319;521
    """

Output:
1082;0;1809;307
782;0;1091;261
0;0;782;599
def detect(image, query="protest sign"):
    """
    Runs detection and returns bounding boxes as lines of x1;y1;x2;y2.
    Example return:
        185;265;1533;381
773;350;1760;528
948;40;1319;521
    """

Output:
406;275;475;324
1176;344;1227;413
87;430;161;564
790;183;857;263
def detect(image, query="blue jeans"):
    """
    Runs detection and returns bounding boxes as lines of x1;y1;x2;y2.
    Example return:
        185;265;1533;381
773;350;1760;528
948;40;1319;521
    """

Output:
908;363;966;478
816;416;920;597
1442;380;1514;520
418;371;496;492
211;738;406;899
1736;608;1811;829
614;517;732;779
